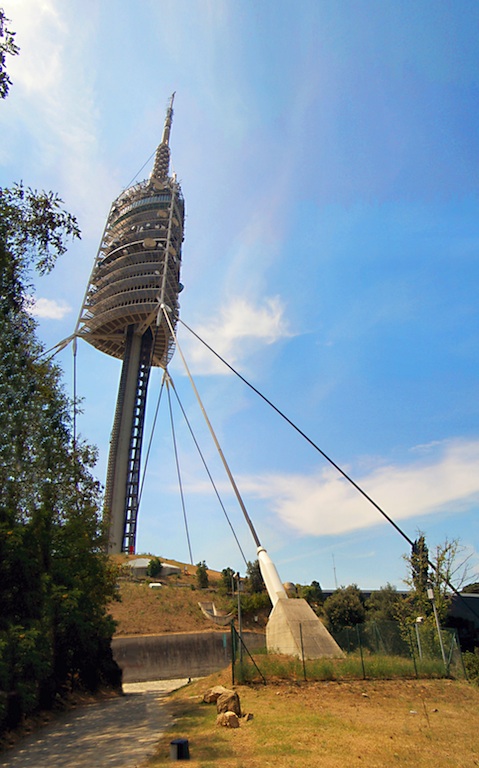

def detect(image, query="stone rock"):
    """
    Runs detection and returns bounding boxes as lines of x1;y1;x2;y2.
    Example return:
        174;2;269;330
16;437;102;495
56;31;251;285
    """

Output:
216;690;241;717
242;712;254;722
203;685;232;704
216;711;240;728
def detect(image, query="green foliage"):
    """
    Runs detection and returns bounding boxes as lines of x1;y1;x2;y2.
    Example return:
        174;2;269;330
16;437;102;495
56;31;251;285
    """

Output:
196;561;209;589
0;183;81;281
463;648;479;684
365;583;403;623
323;585;366;631
402;535;468;625
0;10;19;100
411;535;429;594
239;591;271;615
298;580;323;610
0;184;119;733
236;650;447;685
3;624;52;716
219;567;235;595
245;559;266;594
401;534;432;620
147;557;163;578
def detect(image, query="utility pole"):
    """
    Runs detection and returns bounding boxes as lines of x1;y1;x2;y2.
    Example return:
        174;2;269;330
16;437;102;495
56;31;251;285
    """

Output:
427;586;447;670
236;572;243;667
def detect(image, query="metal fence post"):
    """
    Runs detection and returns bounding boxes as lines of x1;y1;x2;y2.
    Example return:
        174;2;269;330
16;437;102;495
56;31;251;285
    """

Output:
299;623;307;681
356;624;366;680
231;622;235;686
407;625;418;678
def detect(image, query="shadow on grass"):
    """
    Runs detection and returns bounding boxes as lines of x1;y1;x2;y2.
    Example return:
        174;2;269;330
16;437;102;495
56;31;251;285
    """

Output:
150;695;231;764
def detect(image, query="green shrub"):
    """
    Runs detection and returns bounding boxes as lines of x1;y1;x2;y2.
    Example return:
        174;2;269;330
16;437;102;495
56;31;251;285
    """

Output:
196;561;209;589
146;557;163;578
464;648;479;684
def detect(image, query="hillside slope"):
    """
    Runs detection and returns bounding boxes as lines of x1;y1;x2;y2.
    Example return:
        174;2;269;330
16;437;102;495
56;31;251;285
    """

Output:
108;556;269;635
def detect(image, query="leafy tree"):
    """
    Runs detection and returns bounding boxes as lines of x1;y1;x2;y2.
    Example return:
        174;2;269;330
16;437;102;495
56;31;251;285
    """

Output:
146;557;163;578
323;585;366;631
410;535;430;613
245;560;266;594
0;183;120;731
298;580;323;611
463;649;479;685
239;591;271;616
427;538;472;622
403;535;470;624
365;583;404;623
219;567;235;595
196;561;209;589
0;9;19;100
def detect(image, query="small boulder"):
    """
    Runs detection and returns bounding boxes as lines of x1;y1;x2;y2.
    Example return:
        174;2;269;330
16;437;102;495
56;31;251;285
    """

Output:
203;685;232;704
217;690;241;717
216;711;240;728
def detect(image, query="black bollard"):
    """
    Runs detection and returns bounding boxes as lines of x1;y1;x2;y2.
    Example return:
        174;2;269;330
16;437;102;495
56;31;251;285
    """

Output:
170;738;190;760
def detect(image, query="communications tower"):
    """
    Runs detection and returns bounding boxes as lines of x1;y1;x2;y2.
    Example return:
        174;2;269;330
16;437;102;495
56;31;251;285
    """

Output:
76;95;184;554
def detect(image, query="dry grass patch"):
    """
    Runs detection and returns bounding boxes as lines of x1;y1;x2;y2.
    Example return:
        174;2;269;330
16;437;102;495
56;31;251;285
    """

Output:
109;581;233;635
147;673;479;767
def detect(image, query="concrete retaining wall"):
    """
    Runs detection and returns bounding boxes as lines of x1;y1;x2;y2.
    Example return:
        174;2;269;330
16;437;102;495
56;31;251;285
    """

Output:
112;631;266;682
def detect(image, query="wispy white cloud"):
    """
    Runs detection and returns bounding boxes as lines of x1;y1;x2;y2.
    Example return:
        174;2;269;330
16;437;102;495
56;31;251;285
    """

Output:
5;1;112;233
28;297;71;320
234;438;479;536
181;295;294;374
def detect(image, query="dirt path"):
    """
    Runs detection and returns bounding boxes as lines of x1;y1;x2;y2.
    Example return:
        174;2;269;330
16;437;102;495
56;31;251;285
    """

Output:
0;680;189;768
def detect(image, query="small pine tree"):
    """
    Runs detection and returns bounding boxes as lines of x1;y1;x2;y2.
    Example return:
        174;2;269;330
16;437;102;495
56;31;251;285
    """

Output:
196;561;209;589
220;567;235;595
246;560;266;594
146;557;163;578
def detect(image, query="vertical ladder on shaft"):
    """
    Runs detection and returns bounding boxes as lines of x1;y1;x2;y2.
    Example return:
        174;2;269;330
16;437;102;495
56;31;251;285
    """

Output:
122;331;153;552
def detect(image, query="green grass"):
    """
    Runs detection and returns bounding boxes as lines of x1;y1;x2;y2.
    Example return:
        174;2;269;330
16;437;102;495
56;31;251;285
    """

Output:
233;652;451;684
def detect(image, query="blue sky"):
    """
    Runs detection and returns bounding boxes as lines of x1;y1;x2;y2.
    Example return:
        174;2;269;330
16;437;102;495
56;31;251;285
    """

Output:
2;0;479;589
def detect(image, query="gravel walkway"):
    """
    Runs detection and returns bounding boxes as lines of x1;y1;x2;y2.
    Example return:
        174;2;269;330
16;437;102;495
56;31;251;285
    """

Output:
0;680;189;768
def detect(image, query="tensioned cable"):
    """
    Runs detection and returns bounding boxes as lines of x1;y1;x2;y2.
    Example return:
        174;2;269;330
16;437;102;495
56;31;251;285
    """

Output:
136;310;165;506
179;318;414;548
161;306;262;549
137;371;167;507
72;336;78;451
123;149;157;191
178;318;479;622
167;372;249;567
71;335;81;508
166;375;194;565
35;334;75;361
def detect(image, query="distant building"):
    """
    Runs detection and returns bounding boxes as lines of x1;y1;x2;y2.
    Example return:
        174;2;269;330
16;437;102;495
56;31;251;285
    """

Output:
447;592;479;651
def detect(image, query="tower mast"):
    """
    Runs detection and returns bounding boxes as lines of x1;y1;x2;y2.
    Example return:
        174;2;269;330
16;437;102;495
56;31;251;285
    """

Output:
77;95;185;553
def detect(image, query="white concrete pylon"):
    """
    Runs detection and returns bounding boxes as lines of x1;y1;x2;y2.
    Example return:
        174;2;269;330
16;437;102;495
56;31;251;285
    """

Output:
257;546;288;606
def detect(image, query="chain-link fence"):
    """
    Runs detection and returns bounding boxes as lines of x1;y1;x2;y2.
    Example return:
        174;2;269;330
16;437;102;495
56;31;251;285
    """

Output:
331;620;466;680
231;620;467;684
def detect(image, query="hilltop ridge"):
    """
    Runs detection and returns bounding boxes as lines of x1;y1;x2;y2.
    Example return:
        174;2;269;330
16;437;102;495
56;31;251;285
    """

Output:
108;555;269;635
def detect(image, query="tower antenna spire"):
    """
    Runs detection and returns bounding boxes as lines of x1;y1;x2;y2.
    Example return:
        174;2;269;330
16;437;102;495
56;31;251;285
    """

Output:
162;91;175;145
151;92;176;181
